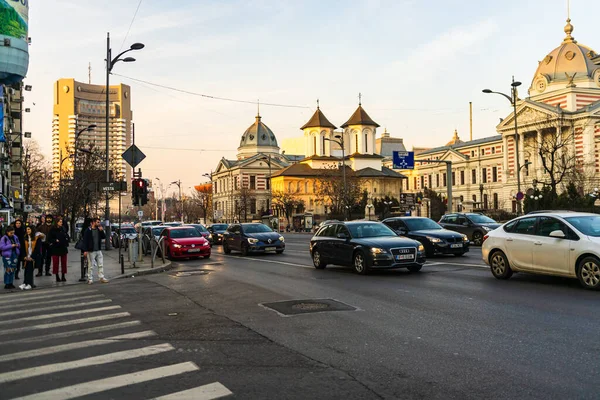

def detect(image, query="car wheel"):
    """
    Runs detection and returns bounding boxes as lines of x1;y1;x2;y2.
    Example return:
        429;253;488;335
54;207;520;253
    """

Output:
407;265;422;273
472;231;483;246
223;242;231;254
166;247;173;261
490;251;513;280
577;256;600;290
353;251;370;275
312;249;327;269
276;250;284;254
241;243;249;257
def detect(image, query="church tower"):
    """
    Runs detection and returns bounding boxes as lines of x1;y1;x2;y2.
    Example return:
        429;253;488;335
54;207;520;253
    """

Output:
300;101;337;157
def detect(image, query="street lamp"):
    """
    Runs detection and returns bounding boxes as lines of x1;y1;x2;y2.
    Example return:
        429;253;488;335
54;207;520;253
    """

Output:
483;76;523;214
325;134;347;212
383;200;393;219
366;203;374;221
105;33;144;249
171;180;183;223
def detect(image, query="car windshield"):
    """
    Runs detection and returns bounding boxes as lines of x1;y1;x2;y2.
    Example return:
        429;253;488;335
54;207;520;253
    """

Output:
121;228;136;234
404;218;442;231
152;227;165;236
169;229;200;239
565;216;600;237
348;223;397;238
212;224;228;231
467;214;496;224
243;224;273;234
192;225;208;233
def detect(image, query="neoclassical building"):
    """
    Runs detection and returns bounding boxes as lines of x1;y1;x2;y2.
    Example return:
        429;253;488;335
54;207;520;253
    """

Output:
400;18;600;213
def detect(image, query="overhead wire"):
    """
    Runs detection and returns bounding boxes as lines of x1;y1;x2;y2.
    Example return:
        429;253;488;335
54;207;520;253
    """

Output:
119;0;144;52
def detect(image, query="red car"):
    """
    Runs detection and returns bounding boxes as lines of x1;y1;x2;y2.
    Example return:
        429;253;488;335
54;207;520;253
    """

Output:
161;227;211;260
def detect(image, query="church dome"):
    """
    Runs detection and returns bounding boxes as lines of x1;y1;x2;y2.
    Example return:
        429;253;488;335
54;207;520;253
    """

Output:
239;114;278;148
529;19;600;95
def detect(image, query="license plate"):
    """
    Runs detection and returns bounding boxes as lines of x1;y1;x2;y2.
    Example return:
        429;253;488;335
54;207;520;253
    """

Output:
395;254;414;261
188;249;201;253
450;244;463;248
265;247;276;251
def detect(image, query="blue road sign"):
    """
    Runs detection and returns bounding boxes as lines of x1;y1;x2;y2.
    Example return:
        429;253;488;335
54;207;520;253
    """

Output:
393;151;414;169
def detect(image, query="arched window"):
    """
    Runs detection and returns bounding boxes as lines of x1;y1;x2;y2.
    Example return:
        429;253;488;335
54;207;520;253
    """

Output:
304;181;308;193
365;133;368;153
313;136;317;155
355;134;358;153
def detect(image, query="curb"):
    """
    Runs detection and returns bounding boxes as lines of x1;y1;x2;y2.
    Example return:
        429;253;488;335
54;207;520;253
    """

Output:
111;260;174;280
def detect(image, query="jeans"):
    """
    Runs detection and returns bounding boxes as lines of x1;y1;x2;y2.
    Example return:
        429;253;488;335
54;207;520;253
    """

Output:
3;256;16;285
87;251;104;281
52;254;68;275
23;259;35;286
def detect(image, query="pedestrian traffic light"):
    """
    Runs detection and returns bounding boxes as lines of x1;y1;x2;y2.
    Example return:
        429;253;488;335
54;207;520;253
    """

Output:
140;179;149;206
132;178;144;206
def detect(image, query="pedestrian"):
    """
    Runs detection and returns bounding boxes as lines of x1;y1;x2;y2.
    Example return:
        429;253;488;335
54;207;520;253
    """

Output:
13;219;25;280
48;218;69;282
20;225;43;290
36;215;54;277
1;226;20;289
82;217;109;284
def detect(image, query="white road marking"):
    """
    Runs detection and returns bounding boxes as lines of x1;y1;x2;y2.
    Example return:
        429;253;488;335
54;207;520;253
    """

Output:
7;320;142;345
3;289;98;302
5;294;105;309
0;312;131;335
0;305;121;325
427;261;488;269
0;299;112;318
0;331;157;362
0;343;175;383
154;382;233;400
11;362;199;400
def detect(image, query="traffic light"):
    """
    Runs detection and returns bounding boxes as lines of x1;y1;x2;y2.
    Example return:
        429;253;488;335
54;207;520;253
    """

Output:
132;178;144;206
140;179;149;206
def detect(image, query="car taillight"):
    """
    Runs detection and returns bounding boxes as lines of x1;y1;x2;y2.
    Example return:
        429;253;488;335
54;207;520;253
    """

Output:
482;234;489;243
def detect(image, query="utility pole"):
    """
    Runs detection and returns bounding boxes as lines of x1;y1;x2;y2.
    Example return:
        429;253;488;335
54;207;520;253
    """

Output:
171;180;183;223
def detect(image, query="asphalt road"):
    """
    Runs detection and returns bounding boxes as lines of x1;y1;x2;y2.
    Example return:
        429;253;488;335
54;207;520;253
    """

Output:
2;233;598;399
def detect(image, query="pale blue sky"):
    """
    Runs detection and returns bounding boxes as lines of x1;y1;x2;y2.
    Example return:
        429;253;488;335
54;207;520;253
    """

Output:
24;0;597;194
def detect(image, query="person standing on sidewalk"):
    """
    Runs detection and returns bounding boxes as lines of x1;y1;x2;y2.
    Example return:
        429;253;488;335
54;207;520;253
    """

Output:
48;218;69;283
37;215;54;277
20;226;43;290
1;226;20;289
13;219;25;280
82;217;108;284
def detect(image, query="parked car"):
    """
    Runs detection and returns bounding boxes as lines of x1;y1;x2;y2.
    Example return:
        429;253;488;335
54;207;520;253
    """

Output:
111;225;137;248
439;213;501;245
160;227;211;260
142;225;167;255
163;222;183;227
310;221;426;275
185;224;212;246
482;212;600;290
382;217;470;257
207;224;229;244
141;220;163;227
223;223;285;256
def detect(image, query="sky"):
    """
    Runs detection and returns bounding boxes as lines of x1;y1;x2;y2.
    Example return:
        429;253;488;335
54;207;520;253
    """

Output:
22;0;598;196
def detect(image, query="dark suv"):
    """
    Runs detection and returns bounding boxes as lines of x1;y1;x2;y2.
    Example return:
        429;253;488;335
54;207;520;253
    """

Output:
438;213;500;246
223;223;285;256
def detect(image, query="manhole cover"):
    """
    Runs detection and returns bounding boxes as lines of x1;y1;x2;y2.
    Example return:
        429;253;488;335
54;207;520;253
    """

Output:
170;269;212;277
260;299;356;316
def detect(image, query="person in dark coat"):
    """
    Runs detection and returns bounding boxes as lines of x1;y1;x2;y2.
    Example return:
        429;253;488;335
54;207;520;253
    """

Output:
48;218;69;282
20;225;43;290
13;219;25;280
37;215;54;277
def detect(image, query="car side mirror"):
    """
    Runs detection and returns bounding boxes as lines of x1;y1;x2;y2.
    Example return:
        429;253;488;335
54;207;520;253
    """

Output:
549;230;566;239
336;232;348;239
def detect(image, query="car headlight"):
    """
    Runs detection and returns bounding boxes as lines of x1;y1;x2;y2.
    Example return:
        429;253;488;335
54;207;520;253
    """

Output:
418;244;425;252
202;241;210;247
279;236;285;242
426;236;442;243
173;244;182;249
462;235;470;242
482;226;492;232
247;238;259;244
208;234;213;239
371;247;387;254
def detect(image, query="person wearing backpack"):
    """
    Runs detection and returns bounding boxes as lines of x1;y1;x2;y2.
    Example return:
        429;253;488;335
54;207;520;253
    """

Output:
1;226;20;289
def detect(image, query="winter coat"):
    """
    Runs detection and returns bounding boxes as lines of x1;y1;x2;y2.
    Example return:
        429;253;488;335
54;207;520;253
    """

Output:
0;235;20;258
37;223;53;242
24;234;43;260
14;224;25;260
48;227;69;256
81;227;106;253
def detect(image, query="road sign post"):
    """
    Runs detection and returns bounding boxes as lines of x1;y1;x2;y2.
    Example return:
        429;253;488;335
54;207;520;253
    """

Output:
393;151;415;170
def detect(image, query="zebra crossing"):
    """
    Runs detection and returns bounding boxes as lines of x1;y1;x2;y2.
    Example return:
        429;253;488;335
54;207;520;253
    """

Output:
0;287;233;400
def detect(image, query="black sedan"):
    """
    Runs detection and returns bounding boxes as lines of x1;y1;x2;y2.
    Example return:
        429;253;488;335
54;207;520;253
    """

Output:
382;217;470;257
309;221;426;275
223;223;285;256
207;223;229;244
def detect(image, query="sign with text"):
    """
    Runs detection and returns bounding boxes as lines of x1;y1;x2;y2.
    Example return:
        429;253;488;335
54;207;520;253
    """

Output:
393;151;414;170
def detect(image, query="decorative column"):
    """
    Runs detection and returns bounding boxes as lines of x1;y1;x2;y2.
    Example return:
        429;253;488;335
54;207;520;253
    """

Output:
536;129;543;179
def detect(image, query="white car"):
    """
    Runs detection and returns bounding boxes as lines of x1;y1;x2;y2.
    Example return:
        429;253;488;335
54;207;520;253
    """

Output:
482;212;600;290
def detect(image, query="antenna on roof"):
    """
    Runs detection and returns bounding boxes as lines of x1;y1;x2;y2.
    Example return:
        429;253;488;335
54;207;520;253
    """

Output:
316;98;320;109
257;99;260;118
88;62;92;84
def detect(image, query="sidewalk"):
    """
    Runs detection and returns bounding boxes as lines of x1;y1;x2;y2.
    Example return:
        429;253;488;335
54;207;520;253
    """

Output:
4;243;172;292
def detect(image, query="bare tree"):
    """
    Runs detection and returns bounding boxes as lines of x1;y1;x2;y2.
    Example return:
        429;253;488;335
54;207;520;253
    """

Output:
190;184;212;223
272;189;303;227
22;140;51;220
234;187;256;222
314;165;362;214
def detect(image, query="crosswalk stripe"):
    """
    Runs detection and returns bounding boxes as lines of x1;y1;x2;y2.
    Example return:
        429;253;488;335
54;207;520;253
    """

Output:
0;343;175;383
6;294;105;309
10;361;200;400
0;312;131;335
154;382;233;400
8;320;142;345
0;305;121;325
0;331;157;363
0;299;112;318
3;289;98;302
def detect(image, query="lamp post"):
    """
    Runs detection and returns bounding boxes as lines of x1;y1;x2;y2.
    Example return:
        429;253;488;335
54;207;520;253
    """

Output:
366;203;374;221
325;134;347;214
171;180;183;223
202;172;213;223
483;76;523;215
105;33;144;250
383;200;393;219
479;184;484;209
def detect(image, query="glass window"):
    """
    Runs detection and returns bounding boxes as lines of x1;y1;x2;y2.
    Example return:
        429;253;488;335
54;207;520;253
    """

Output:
444;215;457;224
347;223;396;238
169;229;201;239
537;217;566;237
242;224;272;233
565;216;600;237
513;217;537;235
492;167;498;182
467;214;496;223
336;225;351;237
456;216;467;225
503;220;518;233
322;224;338;237
482;168;488;183
472;169;477;184
403;218;442;231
